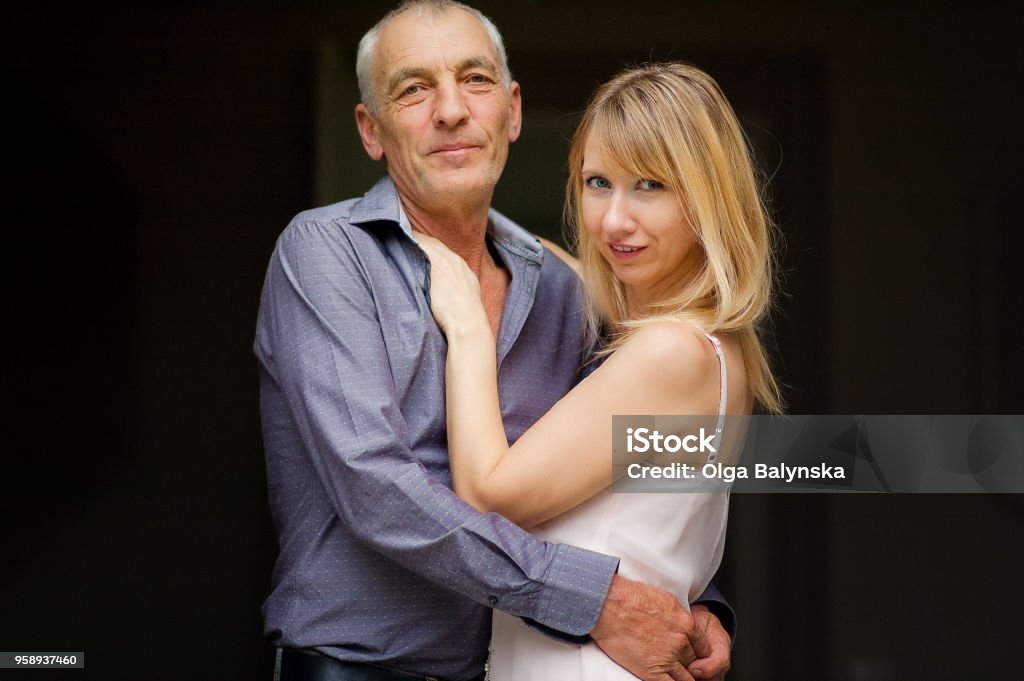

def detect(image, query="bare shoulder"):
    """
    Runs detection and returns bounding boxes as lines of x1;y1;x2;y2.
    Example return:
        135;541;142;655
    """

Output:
605;321;720;402
537;236;579;274
619;321;716;366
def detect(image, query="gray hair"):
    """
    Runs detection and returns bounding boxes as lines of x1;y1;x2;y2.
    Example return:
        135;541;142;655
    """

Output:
356;0;512;115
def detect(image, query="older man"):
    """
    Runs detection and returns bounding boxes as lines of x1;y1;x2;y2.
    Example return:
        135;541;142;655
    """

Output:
256;2;733;680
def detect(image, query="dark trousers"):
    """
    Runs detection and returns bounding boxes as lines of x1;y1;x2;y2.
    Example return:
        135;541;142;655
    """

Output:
274;649;484;681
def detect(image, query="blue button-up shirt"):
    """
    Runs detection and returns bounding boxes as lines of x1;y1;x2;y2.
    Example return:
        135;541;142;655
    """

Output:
255;176;620;680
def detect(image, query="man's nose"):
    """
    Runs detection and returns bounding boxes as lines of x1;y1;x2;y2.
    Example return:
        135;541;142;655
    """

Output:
433;81;470;128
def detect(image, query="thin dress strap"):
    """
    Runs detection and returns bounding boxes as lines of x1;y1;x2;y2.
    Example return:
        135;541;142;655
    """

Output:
702;332;727;463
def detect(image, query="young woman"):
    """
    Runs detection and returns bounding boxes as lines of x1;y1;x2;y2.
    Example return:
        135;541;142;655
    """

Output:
416;62;782;680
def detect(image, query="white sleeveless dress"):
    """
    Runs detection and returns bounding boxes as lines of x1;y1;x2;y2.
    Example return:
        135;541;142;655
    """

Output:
486;333;732;681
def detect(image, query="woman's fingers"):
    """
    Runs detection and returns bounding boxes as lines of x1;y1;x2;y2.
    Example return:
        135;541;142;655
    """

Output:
412;231;485;333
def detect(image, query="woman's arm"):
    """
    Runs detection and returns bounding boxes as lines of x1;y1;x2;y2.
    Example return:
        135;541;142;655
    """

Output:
416;234;721;528
413;233;511;507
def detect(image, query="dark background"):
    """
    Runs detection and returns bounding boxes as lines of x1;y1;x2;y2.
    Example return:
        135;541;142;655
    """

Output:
2;1;1022;679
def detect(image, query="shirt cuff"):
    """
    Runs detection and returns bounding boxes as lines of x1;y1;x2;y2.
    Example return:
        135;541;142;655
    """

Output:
530;543;619;637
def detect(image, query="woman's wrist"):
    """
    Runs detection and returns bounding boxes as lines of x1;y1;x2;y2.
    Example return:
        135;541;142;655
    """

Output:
442;313;493;344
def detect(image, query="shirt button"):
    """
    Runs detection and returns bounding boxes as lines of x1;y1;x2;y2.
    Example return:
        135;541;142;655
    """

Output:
487;595;499;605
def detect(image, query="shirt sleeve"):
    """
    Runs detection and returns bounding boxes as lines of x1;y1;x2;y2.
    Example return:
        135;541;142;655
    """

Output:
255;219;619;637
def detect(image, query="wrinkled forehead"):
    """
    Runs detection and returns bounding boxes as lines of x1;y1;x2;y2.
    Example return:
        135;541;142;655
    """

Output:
375;7;498;81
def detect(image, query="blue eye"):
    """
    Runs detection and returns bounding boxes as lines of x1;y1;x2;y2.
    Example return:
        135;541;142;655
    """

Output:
638;179;664;191
586;176;610;190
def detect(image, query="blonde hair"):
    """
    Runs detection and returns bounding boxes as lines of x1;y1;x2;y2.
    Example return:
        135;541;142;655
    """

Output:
565;62;783;413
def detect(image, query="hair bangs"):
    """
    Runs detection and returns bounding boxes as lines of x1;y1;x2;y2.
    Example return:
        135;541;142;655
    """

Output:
588;96;677;189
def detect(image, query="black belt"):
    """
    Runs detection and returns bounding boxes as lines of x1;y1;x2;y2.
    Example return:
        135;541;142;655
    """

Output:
277;649;484;681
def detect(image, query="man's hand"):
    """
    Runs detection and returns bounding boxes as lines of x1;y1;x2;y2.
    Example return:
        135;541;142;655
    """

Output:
590;575;713;681
687;604;731;680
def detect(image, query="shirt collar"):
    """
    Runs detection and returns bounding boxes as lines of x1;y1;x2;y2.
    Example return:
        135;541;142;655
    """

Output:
349;175;544;266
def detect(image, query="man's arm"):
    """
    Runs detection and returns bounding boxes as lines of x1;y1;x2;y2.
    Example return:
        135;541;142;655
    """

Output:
255;220;617;635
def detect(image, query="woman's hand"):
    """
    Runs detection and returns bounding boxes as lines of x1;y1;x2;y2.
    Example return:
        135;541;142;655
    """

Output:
413;232;490;337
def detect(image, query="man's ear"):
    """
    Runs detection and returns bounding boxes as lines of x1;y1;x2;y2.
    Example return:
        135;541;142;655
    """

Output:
507;81;523;144
355;103;384;161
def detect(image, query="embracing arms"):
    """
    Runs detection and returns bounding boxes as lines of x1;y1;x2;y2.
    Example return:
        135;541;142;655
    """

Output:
256;219;618;635
419;233;723;527
258;214;730;681
419;233;733;680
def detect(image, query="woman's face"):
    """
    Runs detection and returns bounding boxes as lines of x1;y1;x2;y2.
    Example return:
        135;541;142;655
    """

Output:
581;130;701;312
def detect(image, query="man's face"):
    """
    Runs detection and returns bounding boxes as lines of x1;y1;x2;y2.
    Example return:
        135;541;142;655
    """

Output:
355;8;522;212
